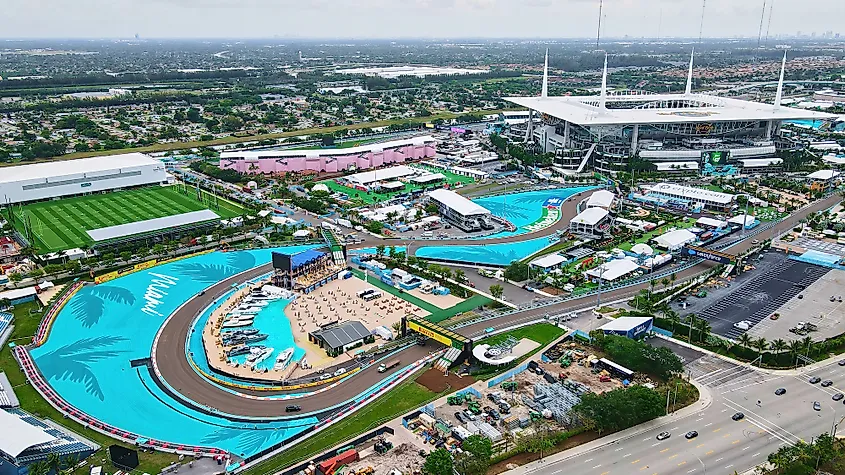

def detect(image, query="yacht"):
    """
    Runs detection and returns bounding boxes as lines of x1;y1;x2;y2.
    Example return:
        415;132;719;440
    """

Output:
242;297;269;306
246;346;268;362
225;333;268;345
222;316;255;328
249;347;274;368
274;348;295;371
227;345;251;357
222;328;260;338
227;309;259;317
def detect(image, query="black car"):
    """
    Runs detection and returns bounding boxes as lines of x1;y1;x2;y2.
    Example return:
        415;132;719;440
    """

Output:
822;380;834;387
285;405;301;412
814;401;822;411
810;377;822;384
732;412;745;421
455;412;466;424
775;388;787;396
685;431;699;439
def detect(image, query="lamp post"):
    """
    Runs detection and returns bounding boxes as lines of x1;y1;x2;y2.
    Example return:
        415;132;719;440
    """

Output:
697;456;706;474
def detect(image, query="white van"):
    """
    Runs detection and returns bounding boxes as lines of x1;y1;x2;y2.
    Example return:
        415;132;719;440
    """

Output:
421;231;434;238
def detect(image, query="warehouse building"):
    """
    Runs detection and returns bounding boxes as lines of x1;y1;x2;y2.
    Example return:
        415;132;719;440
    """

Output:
426;189;493;232
641;183;736;212
598;316;654;339
0;153;167;205
309;321;372;357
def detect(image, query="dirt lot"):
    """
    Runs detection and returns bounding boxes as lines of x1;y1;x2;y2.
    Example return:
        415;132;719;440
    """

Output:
416;367;475;393
346;442;425;475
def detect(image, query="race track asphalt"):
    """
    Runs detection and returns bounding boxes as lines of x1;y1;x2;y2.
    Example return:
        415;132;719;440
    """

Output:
151;191;841;420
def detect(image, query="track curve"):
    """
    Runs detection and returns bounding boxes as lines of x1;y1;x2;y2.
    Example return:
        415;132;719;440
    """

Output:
151;190;839;418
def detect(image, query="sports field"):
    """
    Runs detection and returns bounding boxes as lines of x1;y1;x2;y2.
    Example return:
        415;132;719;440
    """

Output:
321;165;475;205
11;186;244;252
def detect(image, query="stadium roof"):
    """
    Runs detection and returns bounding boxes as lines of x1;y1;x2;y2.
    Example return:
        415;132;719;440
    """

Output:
0;153;160;185
345;165;418;185
310;321;370;350
86;209;220;242
585;259;639;282
505;93;836;127
586;190;615;208
0;410;56;457
427;189;490;217
412;173;446;184
645;183;735;204
220;136;436;160
570;207;609;226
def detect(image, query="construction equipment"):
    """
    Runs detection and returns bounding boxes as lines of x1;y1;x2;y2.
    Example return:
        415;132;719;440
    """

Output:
355;468;374;475
374;439;393;454
447;394;464;405
501;381;518;392
599;375;611;382
467;401;481;415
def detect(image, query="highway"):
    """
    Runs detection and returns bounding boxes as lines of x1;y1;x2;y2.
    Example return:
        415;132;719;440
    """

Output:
151;191;841;420
516;348;845;475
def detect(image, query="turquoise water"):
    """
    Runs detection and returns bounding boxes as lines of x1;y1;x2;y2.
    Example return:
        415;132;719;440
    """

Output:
474;186;595;239
223;298;306;371
786;119;844;131
415;236;556;266
31;246;319;457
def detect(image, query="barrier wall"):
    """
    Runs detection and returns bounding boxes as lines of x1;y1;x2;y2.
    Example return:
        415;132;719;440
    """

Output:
456;386;482;400
94;250;214;284
487;362;529;388
33;280;83;347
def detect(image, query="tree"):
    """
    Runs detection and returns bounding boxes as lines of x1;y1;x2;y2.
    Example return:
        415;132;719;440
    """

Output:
770;338;788;355
788;339;804;364
423;448;453;475
503;260;530;282
754;337;769;361
375;245;386;258
455;435;492;475
694;318;711;343
453;269;466;283
489;284;504;299
589;333;682;379
661;277;670;291
28;461;50;475
46;453;62;474
517;420;555;460
573;385;665;434
738;333;753;349
0;298;10;310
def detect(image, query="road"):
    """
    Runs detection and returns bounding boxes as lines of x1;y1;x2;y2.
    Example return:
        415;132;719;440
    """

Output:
151;192;841;419
518;346;845;475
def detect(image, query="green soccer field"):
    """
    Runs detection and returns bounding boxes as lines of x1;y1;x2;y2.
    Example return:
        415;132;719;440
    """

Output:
10;186;245;253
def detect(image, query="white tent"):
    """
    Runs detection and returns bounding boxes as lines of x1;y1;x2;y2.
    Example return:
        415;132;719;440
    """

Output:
630;243;654;256
653;229;696;251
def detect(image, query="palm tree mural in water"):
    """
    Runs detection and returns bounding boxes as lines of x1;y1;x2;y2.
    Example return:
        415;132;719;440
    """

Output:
171;251;257;284
34;336;128;401
199;420;314;456
71;285;136;328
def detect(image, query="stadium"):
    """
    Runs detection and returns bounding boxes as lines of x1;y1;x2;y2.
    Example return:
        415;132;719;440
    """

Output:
507;52;836;175
1;154;244;253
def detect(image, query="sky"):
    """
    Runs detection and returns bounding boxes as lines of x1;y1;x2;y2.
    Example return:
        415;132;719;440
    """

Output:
3;0;844;39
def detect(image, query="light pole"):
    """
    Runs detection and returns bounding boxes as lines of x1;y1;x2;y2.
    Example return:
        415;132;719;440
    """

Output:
696;456;706;474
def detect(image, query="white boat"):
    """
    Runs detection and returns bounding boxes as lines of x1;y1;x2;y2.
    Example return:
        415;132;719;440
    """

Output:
274;348;295;370
242;297;269;307
249;347;274;369
227;309;259;317
222;317;255;328
235;305;264;312
246;346;267;362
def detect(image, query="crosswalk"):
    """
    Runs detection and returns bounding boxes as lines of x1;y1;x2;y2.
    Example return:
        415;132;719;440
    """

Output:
697;260;829;340
686;355;760;389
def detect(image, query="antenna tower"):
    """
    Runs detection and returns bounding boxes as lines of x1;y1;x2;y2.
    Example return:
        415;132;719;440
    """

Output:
596;0;603;49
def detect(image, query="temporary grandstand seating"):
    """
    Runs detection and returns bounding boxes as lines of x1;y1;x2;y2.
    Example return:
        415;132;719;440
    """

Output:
434;347;462;372
0;312;12;335
2;407;98;465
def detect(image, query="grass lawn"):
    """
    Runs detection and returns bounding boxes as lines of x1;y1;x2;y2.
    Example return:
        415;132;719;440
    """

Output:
287;137;388;151
616;219;696;252
523;239;573;262
320;165;474;206
481;323;566;348
12;185;244;252
428;294;492;324
241;378;446;475
0;302;178;475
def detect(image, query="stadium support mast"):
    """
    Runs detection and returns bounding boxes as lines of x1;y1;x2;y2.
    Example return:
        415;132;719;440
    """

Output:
541;48;549;99
685;48;695;95
596;0;603;49
599;53;608;110
774;51;787;110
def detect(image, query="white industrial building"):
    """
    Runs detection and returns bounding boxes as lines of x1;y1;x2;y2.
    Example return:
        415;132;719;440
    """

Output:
0;153;167;204
643;183;736;211
569;207;610;236
426;189;492;232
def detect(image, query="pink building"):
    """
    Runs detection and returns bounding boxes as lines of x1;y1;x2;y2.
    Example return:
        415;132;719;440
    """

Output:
219;135;437;175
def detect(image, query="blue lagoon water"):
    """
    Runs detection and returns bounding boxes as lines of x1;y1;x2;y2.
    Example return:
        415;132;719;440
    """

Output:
30;246;319;457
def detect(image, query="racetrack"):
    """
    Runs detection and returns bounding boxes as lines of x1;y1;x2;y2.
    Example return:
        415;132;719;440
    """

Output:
150;191;841;419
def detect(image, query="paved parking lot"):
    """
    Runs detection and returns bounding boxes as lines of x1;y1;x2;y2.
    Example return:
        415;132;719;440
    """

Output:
791;237;845;257
692;254;829;340
748;268;845;343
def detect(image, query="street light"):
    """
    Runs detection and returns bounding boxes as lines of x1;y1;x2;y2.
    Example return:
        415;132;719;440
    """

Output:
696;456;706;474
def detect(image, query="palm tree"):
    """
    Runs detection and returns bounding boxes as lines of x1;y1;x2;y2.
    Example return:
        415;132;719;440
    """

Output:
788;339;803;362
738;333;753;349
694;318;711;343
770;338;788;355
801;336;815;357
754;337;769;362
667;310;680;333
661;277;670;291
685;314;697;341
649;279;657;299
28;461;50;475
46;453;62;474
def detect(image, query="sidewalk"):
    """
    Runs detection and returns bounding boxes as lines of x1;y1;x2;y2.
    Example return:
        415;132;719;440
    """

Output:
508;379;712;475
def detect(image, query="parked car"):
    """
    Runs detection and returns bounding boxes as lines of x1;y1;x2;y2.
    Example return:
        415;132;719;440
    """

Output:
285;405;301;412
833;393;844;402
455;412;466;424
822;380;834;387
775;388;787;396
814;401;822;411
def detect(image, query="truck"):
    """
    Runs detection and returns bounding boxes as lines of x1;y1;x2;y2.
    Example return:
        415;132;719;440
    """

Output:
378;360;400;373
316;449;359;475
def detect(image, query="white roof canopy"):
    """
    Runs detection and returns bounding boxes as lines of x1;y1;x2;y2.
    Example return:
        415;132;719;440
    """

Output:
585;259;639;282
653;229;697;249
586;190;615;208
427;189;490;217
570;207;609;226
345;165;418;185
696;216;728;228
530;253;568;269
729;214;756;226
807;170;840;180
646;183;735;204
0;153;159;185
599;316;653;332
86;209;220;241
0;410;56;458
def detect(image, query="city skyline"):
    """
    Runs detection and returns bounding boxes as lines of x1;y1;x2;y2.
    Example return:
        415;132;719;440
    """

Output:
3;0;844;40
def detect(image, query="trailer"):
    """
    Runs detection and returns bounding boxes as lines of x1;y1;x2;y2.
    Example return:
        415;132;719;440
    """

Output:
378;359;401;373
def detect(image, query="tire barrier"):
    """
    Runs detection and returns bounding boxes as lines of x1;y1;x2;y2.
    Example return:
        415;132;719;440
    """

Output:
32;281;83;347
13;345;229;459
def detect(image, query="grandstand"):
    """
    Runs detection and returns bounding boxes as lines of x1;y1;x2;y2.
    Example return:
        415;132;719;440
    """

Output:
10;184;244;253
0;408;98;475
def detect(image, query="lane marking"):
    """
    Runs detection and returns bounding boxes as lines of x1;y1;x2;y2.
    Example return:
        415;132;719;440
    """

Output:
669;454;678;459
715;458;723;463
631;459;640;464
687;470;697;474
705;450;714;455
704;422;713;427
742;446;751;451
696;417;704;422
752;453;760;457
584;459;593;463
713;428;721;433
643;437;651;441
725;465;734;470
696;444;705;448
660;448;670;453
651;443;660;447
623;453;632;458
615;447;624;452
678;461;687;466
732;440;740;444
592;465;602;469
671;427;679;430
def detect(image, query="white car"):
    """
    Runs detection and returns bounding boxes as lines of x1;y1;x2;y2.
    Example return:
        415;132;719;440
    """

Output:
334;368;347;377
